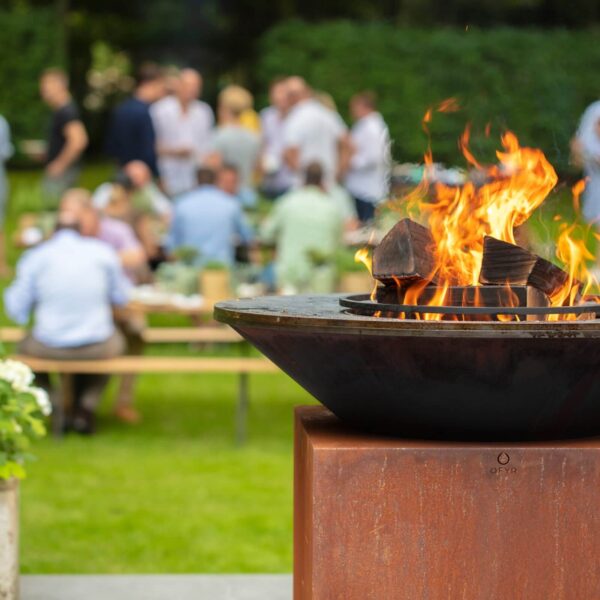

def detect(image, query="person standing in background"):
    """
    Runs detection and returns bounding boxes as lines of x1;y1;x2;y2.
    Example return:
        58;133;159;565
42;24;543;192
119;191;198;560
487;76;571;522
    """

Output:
573;100;600;227
282;77;348;191
207;86;261;207
151;68;215;197
261;162;344;294
344;91;391;223
0;114;13;276
39;68;89;206
105;63;165;177
260;77;293;199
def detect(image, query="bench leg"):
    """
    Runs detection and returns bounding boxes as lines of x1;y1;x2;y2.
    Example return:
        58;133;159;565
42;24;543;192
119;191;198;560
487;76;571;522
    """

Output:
53;373;75;437
236;372;249;446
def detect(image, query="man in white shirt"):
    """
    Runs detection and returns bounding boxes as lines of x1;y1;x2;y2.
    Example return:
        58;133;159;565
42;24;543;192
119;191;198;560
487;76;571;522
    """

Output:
344;91;391;223
151;69;214;197
260;77;293;198
282;76;348;190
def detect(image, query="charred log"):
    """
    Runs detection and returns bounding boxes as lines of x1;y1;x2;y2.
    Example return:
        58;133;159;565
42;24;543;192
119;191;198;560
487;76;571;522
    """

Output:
372;219;437;286
479;236;571;299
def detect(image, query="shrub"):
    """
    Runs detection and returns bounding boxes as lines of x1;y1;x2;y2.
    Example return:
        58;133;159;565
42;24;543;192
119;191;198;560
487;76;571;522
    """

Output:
257;21;600;174
0;359;50;480
0;5;65;147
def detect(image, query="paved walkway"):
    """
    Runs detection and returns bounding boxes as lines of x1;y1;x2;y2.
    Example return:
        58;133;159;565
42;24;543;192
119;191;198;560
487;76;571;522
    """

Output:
22;574;292;600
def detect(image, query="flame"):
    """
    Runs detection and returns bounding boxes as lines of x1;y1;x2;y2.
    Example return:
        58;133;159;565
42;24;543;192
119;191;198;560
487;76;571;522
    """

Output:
361;107;598;321
418;129;557;291
354;247;372;274
572;178;586;214
547;178;598;320
354;247;378;301
437;98;460;113
458;123;482;169
497;282;521;322
549;222;596;311
422;281;449;321
422;98;459;136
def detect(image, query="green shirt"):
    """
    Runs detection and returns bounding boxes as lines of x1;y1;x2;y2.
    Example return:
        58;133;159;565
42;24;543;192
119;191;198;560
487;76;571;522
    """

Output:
261;186;344;292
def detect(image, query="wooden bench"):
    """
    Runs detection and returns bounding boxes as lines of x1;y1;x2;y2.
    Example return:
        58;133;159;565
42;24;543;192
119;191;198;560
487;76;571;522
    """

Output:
1;326;243;344
12;354;278;444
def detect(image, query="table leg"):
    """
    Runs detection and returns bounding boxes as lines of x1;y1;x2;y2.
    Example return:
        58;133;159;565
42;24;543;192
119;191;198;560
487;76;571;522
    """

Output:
54;373;74;436
236;372;249;446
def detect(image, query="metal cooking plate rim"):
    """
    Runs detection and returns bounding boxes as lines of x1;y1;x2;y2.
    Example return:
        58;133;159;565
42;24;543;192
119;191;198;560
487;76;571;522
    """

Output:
340;293;600;317
214;294;600;335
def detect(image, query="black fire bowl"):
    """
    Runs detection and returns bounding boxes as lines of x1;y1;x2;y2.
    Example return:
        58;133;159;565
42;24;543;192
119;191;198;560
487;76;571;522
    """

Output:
215;294;600;442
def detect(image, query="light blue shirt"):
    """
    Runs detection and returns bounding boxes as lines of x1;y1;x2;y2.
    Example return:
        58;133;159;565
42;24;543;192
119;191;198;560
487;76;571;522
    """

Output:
4;230;131;348
167;185;254;267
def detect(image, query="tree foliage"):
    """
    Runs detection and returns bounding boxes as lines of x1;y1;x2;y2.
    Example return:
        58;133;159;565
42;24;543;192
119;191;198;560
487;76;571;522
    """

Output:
257;21;600;173
0;4;65;143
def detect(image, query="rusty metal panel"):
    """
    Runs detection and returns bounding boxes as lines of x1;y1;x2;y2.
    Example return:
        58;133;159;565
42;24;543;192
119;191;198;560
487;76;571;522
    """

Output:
295;406;600;600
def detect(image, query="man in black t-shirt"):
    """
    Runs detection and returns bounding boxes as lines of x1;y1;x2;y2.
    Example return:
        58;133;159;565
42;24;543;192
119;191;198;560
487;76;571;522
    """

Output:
39;68;88;205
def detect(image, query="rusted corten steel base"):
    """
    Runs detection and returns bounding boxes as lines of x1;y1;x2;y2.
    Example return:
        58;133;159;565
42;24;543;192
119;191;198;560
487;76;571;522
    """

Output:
294;406;600;600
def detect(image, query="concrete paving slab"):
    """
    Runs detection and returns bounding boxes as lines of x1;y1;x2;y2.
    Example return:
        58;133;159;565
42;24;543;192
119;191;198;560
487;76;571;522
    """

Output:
21;574;292;600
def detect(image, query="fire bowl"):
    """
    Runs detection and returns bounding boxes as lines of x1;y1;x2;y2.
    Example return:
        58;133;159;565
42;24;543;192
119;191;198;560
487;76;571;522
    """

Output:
215;294;600;441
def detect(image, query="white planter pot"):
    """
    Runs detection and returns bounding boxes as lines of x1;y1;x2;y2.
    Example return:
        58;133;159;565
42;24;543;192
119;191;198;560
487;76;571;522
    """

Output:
0;480;18;600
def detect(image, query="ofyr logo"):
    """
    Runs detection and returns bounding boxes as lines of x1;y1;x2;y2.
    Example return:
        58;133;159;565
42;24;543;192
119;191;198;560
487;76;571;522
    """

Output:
490;452;517;474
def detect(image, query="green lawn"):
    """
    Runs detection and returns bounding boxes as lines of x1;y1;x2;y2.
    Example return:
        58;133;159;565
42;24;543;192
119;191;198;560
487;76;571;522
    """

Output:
4;165;314;573
21;372;313;573
1;164;589;574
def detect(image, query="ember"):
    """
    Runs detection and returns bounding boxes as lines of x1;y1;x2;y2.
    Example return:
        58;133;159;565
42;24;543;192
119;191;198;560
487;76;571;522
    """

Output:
359;113;598;321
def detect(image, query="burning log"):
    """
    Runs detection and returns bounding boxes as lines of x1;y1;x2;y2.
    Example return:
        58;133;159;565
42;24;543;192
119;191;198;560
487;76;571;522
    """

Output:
372;219;437;287
479;236;571;299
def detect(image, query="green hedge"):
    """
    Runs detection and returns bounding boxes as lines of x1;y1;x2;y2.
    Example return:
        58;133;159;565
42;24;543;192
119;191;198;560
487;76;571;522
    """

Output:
257;21;600;173
0;6;65;145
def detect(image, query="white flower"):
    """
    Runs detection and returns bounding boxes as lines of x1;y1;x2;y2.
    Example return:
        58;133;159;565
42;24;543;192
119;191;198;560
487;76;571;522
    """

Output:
28;387;52;416
0;360;34;392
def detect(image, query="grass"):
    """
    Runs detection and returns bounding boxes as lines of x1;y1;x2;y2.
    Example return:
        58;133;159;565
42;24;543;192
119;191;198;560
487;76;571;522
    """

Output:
21;372;313;573
4;164;314;573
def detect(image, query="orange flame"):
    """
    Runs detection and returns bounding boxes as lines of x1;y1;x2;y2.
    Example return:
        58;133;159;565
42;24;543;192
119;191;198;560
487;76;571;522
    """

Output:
547;178;599;320
366;111;597;320
549;222;596;311
497;282;521;322
572;178;586;214
419;129;558;290
354;247;378;301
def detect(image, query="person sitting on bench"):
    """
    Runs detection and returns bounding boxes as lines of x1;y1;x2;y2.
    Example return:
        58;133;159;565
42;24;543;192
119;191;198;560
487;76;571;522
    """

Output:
4;216;131;434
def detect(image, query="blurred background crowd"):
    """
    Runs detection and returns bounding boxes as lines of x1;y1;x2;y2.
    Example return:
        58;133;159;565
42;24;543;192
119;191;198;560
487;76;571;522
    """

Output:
1;64;391;294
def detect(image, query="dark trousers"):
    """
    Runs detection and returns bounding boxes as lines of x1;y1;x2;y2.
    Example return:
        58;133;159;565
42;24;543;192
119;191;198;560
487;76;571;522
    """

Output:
353;196;377;223
18;331;126;411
